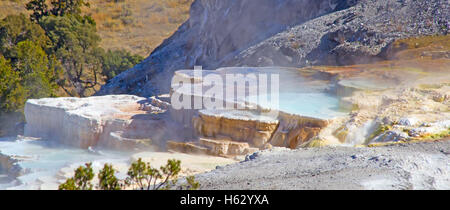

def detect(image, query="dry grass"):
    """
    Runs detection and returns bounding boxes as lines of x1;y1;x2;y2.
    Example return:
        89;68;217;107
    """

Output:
305;35;450;92
311;35;450;71
391;34;450;60
0;0;28;18
394;35;450;50
0;0;194;57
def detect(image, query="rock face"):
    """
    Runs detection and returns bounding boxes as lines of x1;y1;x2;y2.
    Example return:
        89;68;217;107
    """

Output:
97;0;448;97
270;113;329;148
24;95;175;149
372;130;410;143
193;110;280;148
167;138;258;157
96;0;358;96
190;109;331;150
0;153;21;178
232;0;449;67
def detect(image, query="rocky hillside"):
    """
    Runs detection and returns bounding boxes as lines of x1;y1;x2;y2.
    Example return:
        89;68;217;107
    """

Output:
97;0;449;97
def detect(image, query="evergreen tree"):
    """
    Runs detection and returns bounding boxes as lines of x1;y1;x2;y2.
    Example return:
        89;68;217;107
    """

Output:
26;0;50;23
100;49;143;81
40;14;101;97
15;40;59;99
58;159;200;190
98;164;122;190
50;0;90;17
0;56;26;113
59;163;94;190
0;14;50;60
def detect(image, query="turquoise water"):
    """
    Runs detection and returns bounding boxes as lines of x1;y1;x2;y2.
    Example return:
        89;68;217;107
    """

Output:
250;92;346;119
0;137;132;189
178;67;347;119
0;175;15;189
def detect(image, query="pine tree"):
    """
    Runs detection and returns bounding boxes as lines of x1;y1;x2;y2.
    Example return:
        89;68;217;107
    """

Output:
59;163;94;190
50;0;90;17
15;40;59;99
26;0;49;23
0;56;26;113
98;164;122;190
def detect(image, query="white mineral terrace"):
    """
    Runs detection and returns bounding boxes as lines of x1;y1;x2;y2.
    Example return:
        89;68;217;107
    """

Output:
172;67;348;120
168;67;350;151
24;95;151;148
3;67;447;189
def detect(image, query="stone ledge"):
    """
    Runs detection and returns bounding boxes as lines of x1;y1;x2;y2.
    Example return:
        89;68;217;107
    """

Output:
24;95;171;150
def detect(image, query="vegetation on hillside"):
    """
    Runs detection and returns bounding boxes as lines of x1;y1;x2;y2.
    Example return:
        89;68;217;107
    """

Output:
0;0;194;57
59;158;200;190
0;0;193;136
0;0;144;136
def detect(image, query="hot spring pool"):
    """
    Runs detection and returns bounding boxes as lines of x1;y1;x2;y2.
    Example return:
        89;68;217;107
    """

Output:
0;137;133;190
249;92;346;119
174;67;348;119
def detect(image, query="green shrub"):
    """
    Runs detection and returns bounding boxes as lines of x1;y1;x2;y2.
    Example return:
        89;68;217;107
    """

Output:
98;164;122;190
58;159;200;190
59;163;95;190
0;13;50;58
40;14;102;97
15;40;59;99
100;49;143;81
0;55;26;113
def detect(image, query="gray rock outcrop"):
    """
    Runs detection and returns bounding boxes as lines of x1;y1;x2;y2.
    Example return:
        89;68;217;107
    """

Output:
97;0;448;97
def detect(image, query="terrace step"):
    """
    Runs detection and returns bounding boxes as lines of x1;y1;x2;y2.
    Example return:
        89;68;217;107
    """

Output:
166;138;259;158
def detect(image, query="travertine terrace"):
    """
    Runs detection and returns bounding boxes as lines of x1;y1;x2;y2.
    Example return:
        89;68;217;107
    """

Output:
24;95;172;150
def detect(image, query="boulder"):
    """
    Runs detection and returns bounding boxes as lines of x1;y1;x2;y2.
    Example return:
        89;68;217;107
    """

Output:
372;130;410;143
409;120;450;137
167;138;257;157
0;153;22;178
199;138;251;156
167;141;209;155
398;117;420;126
199;138;230;156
